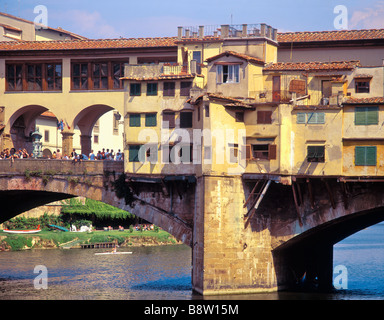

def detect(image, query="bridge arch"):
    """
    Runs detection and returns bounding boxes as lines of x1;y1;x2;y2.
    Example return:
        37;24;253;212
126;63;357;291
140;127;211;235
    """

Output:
72;104;120;155
0;160;192;246
272;203;384;291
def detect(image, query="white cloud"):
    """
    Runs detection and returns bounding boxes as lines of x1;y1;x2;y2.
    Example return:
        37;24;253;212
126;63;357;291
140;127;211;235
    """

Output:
53;10;121;39
350;1;384;29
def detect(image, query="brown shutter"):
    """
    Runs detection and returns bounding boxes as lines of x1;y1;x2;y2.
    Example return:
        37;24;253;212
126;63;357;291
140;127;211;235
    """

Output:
268;144;277;160
246;145;252;160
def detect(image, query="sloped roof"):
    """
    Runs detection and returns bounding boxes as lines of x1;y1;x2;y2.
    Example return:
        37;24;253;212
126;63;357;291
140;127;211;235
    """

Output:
264;60;360;71
343;97;384;104
277;29;384;43
205;50;264;65
0;37;178;52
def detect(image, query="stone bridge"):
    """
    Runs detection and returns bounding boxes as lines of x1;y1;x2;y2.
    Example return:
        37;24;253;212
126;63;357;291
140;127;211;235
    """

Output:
0;159;193;246
2;159;384;295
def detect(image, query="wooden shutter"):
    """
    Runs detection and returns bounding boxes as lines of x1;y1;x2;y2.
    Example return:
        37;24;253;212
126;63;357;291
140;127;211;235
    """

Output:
268;144;277;160
145;113;157;127
367;107;378;125
366;146;377;165
297;113;306;124
245;145;252;160
257;111;272;124
129;114;141;127
163;112;175;128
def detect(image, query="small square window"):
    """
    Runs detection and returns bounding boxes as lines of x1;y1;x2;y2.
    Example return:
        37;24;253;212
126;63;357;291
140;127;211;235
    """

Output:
130;83;141;96
180;112;193;128
235;112;244;122
145;113;157;127
307;145;325;162
163;82;175;96
129;114;141;127
147;83;158;96
355;80;370;93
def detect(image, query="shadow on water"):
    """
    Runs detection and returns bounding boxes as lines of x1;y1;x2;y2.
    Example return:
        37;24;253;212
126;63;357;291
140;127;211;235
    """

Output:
132;276;192;291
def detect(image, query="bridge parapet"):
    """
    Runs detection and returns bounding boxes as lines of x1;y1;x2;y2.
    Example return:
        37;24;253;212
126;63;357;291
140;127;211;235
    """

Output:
0;159;124;175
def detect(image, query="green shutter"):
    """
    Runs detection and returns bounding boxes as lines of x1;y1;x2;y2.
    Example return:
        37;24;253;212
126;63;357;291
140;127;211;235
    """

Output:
147;83;157;96
297;113;306;124
129;114;141;127
129;145;141;162
355;146;377;166
145;113;157;127
367;107;378;125
355;107;378;125
366;146;377;165
307;112;325;124
317;112;325;124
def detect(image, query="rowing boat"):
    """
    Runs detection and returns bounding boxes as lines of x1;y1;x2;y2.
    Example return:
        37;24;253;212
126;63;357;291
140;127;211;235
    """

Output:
95;252;132;255
3;225;41;234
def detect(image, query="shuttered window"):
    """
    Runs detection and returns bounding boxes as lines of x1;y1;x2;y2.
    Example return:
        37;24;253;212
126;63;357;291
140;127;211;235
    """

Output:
297;113;306;124
180;112;193;128
297;112;325;124
163;112;175;128
145;113;157;127
129;114;141;127
130;83;141;96
355;107;378;125
129;145;142;162
257;111;272;124
307;146;325;162
355;146;377;166
147;83;158;96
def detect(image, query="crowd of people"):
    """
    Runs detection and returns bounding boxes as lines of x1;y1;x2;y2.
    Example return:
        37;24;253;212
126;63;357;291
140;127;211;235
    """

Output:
0;148;32;159
0;147;124;161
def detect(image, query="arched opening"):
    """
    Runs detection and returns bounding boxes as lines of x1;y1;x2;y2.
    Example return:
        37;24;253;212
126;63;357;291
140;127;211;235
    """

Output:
73;104;123;156
6;105;50;152
333;221;384;297
273;207;384;292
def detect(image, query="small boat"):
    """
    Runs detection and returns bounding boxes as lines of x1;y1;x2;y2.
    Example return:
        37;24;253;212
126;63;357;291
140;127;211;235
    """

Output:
95;252;132;256
48;224;69;232
3;225;41;234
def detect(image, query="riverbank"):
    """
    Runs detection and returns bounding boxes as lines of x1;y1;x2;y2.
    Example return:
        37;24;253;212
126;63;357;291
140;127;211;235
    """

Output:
0;229;181;251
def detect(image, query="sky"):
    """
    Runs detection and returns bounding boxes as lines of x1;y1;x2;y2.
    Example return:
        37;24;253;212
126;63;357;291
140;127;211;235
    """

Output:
1;0;384;39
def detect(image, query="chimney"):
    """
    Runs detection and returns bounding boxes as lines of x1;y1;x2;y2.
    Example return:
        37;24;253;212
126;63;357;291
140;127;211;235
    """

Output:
185;29;190;38
221;25;229;38
177;26;183;39
272;28;278;41
242;24;248;37
199;26;204;39
260;23;266;37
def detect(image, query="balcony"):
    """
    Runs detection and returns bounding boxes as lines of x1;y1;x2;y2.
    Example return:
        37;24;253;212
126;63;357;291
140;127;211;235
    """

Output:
249;90;293;105
124;63;190;80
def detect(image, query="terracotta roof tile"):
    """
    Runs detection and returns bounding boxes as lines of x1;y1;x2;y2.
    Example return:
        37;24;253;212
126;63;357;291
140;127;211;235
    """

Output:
343;97;384;104
0;37;178;52
120;74;195;81
277;29;384;43
264;61;360;71
205;50;264;65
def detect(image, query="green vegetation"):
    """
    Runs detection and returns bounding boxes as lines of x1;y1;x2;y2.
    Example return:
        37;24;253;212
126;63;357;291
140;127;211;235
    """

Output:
0;229;178;251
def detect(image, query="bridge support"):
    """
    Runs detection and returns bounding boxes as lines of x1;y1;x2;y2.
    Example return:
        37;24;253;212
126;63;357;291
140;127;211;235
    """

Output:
192;175;278;295
61;131;74;157
80;134;92;157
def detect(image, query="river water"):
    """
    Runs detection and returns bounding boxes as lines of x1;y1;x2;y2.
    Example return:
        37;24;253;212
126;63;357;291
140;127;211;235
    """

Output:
0;224;384;300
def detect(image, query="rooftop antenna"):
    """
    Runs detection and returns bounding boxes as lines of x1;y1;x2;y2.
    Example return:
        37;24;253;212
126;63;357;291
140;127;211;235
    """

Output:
231;14;233;25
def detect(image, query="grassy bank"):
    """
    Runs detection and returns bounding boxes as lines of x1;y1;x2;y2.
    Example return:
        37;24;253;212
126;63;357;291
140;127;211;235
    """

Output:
0;229;180;251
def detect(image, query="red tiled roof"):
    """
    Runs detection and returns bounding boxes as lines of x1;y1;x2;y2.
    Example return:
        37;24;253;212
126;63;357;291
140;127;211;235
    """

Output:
121;74;194;81
343;97;384;104
205;50;264;65
264;61;360;71
0;37;178;51
277;29;384;43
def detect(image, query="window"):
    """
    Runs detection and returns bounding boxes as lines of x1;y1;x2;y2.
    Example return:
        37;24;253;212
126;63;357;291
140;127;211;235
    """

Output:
94;135;99;144
27;64;42;91
178;144;193;163
228;143;239;163
129;145;142;162
355;106;378;125
163;112;175;128
257;111;272;124
205;104;210;117
297;112;325;124
235;112;244;122
46;64;62;91
192;51;202;74
163;82;175;96
112;62;124;89
72;63;89;90
145;144;158;163
180;81;192;96
145;113;157;127
355;80;370;93
147;83;158;96
129;114;141;127
217;64;240;83
307;145;325;162
71;61;127;90
44;130;49;143
355;146;376;166
246;144;277;160
180;112;193;128
113;111;119;135
6;64;23;91
130;83;141;96
93;62;108;89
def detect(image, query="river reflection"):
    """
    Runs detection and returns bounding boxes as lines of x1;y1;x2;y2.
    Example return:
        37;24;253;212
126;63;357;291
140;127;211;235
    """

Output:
0;245;193;300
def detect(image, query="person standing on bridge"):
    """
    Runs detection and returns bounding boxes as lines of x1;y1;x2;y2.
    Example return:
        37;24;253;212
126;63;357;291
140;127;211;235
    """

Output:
56;149;62;159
